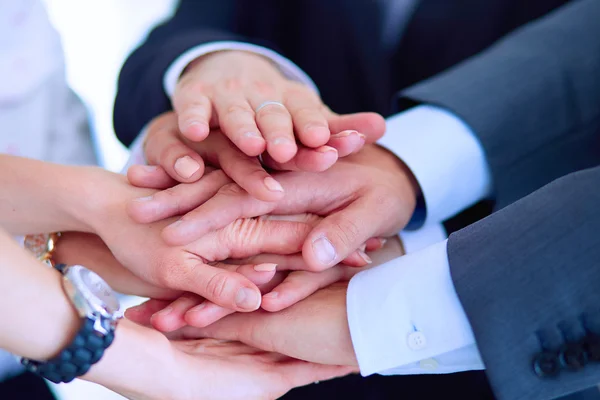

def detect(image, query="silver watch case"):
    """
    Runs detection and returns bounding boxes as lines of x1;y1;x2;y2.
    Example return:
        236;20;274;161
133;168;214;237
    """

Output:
62;265;121;335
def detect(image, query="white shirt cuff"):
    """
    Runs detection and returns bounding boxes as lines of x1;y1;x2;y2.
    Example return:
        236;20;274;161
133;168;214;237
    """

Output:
121;126;148;174
347;240;483;376
163;41;318;98
379;105;492;226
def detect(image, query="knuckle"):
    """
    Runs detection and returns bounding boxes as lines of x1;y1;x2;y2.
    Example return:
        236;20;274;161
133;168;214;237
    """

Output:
205;271;234;301
217;182;247;198
225;103;253;117
178;78;209;96
330;217;362;249
250;80;276;96
221;78;242;92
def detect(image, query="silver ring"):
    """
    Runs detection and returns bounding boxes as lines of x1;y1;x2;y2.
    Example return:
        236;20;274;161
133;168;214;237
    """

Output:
255;101;285;114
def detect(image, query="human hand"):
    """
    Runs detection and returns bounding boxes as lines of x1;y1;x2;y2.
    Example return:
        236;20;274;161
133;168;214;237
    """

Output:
171;50;385;167
53;231;179;300
132;109;385;201
128;145;419;270
162;284;357;368
126;235;402;331
85;320;353;400
126;214;385;330
87;172;362;313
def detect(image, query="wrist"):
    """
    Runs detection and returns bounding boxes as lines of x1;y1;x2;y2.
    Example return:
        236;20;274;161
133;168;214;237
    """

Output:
184;50;287;80
82;320;174;399
74;169;153;237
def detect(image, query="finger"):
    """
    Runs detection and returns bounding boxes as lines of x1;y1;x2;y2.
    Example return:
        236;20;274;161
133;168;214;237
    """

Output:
127;165;178;189
261;145;338;172
151;293;204;332
213;94;265;156
162;260;262;312
261;267;344;312
283;89;330;148
327;112;386;144
144;113;205;182
125;299;171;327
250;98;297;163
191;217;320;261
215;137;285;202
172;79;211;140
327;130;366;157
127;170;231;224
164;263;277;329
303;196;383;271
365;237;386;251
161;184;276;246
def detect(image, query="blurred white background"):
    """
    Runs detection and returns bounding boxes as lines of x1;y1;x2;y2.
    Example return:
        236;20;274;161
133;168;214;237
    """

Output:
41;1;176;398
43;0;176;172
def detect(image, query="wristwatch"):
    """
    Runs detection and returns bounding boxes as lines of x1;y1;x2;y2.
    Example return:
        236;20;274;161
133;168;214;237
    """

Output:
20;264;122;383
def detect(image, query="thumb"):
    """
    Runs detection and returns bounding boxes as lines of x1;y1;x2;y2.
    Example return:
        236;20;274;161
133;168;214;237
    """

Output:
302;197;377;271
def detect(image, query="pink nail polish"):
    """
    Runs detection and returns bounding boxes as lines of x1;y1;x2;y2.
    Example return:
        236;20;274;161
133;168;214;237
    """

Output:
174;156;200;179
264;177;284;192
331;130;356;138
316;146;338;154
254;263;278;272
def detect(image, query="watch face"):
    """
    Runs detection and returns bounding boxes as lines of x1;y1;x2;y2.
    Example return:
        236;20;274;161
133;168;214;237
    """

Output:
79;268;120;314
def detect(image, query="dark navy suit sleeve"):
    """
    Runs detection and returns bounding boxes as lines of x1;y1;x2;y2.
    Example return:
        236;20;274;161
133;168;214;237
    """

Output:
398;0;600;211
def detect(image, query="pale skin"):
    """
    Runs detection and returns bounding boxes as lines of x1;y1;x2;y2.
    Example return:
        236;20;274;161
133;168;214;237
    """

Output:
128;143;419;271
128;235;407;368
164;49;387;202
0;155;373;314
0;229;352;400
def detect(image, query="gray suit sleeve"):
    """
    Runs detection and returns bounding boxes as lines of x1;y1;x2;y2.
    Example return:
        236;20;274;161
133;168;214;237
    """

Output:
448;165;600;400
399;0;600;210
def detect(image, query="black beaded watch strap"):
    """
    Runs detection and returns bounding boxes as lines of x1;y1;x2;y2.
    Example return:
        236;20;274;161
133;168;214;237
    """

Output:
21;317;115;383
21;264;117;383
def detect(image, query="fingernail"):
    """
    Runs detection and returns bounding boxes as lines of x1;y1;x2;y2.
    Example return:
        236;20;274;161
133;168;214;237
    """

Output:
316;146;337;154
174;156;200;179
254;263;277;272
235;288;261;310
188;302;207;313
312;236;337;266
358;133;366;140
359;243;367;252
272;137;293;145
263;177;284;192
263;292;279;299
358;250;372;264
244;131;262;139
380;238;388;247
140;165;158;172
133;195;154;202
331;130;357;138
155;306;173;316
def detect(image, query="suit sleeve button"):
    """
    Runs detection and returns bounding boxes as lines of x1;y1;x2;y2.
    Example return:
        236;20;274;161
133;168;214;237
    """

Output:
533;351;560;378
559;343;588;370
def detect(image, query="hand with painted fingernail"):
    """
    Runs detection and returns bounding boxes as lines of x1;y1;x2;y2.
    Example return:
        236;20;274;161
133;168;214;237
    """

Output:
171;50;385;165
126;224;390;330
92;176;352;313
135;110;385;202
128;144;419;272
